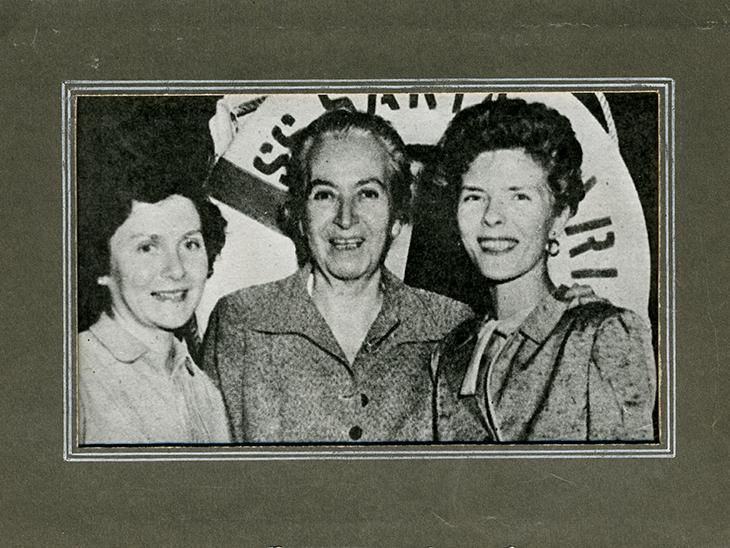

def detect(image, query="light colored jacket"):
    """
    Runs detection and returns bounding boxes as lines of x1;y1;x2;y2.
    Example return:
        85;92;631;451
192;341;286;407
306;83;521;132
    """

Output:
79;313;230;445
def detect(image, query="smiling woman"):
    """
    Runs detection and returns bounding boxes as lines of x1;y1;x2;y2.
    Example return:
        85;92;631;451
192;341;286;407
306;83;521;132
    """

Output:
304;132;401;287
201;109;472;443
77;123;231;445
432;98;657;443
99;196;209;340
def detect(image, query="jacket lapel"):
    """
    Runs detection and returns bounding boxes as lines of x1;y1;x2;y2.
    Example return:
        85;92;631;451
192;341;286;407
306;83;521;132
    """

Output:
246;267;349;364
370;270;456;349
489;289;569;440
437;320;495;439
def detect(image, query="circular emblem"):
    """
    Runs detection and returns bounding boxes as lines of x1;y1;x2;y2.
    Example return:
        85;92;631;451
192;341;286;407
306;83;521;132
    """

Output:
199;92;650;329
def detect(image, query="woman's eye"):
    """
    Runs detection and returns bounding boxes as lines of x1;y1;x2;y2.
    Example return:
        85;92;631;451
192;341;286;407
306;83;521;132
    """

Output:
461;193;481;202
360;188;380;199
184;239;203;251
311;189;334;201
137;243;155;253
513;192;531;201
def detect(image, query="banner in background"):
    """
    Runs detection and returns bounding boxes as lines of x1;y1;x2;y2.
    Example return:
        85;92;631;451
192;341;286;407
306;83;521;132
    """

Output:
199;92;651;330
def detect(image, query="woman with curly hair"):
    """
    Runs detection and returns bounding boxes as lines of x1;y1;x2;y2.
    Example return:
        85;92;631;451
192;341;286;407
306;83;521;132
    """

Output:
432;98;656;442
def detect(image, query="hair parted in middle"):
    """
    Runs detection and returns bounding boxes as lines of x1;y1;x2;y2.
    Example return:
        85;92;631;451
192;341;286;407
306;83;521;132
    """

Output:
279;108;412;264
432;97;586;217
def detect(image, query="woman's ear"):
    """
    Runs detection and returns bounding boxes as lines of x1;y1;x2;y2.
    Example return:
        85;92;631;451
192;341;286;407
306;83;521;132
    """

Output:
550;207;571;238
390;219;402;240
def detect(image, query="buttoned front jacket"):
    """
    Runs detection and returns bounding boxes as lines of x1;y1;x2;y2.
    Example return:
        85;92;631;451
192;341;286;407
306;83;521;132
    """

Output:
434;292;657;443
201;267;472;443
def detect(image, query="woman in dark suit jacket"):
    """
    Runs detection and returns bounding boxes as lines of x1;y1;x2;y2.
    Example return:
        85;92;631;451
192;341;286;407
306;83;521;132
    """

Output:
432;98;657;442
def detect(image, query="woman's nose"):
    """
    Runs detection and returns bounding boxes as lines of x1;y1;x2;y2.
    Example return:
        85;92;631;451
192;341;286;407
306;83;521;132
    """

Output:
481;198;505;226
162;249;186;279
334;197;357;229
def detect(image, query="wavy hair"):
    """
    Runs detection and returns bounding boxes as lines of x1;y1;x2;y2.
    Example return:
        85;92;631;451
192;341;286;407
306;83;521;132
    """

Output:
433;97;585;216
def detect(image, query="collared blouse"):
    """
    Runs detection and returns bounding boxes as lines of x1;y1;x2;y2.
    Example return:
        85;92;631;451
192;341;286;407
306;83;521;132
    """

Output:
201;267;473;443
434;288;657;443
79;313;231;445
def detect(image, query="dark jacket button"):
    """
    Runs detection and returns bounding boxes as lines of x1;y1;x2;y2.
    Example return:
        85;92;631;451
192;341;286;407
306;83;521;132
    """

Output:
349;426;363;440
361;393;369;407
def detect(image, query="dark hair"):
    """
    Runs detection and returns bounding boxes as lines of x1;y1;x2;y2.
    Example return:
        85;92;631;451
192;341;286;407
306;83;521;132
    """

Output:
279;109;412;263
433;97;585;215
77;144;227;331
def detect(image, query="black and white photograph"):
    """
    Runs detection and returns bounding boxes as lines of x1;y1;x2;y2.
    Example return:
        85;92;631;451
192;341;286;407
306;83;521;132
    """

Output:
7;2;730;545
65;81;673;458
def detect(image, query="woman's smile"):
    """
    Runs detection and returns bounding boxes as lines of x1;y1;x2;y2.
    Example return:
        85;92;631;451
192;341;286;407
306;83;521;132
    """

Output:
458;149;562;285
101;195;209;335
329;236;365;251
304;132;400;283
477;236;519;254
150;288;190;302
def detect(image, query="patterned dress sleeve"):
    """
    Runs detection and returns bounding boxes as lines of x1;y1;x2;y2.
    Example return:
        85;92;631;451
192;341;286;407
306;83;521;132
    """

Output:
587;309;657;441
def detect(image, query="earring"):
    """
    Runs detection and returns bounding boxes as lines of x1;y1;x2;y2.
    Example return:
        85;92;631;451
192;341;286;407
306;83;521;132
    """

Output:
546;238;560;257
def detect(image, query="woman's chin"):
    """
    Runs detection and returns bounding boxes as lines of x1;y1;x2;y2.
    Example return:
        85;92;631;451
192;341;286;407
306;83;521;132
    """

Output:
476;264;518;283
320;259;377;282
144;309;197;332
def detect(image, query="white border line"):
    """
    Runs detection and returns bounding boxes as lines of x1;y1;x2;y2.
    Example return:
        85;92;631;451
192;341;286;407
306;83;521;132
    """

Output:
62;82;67;459
63;79;676;461
67;84;666;93
663;82;671;455
667;80;677;455
66;78;675;84
62;82;71;460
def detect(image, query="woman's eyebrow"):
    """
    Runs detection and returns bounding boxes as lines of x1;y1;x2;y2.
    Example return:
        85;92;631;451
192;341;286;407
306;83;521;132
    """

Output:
128;233;159;241
461;184;485;192
507;182;545;191
355;177;385;187
309;178;335;188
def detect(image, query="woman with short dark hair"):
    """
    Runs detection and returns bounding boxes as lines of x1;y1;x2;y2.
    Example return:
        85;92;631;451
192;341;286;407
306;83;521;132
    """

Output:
78;139;230;445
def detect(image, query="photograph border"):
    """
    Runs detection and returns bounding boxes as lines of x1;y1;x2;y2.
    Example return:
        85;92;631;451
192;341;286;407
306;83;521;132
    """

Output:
63;78;675;461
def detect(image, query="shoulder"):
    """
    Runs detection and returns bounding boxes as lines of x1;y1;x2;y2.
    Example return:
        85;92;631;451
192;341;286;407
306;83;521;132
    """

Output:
77;328;129;395
212;272;300;319
440;315;481;352
400;284;475;331
77;328;112;371
559;302;653;367
561;301;650;338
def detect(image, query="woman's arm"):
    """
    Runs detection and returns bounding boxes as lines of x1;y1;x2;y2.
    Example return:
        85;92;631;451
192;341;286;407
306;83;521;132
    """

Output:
587;310;657;441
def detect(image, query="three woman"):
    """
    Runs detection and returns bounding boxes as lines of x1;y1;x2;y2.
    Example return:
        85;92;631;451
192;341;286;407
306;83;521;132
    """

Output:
431;98;657;442
77;98;656;445
78;140;230;444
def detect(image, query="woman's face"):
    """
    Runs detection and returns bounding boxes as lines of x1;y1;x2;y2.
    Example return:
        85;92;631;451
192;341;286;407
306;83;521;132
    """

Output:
304;131;401;282
100;194;209;333
457;149;568;284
